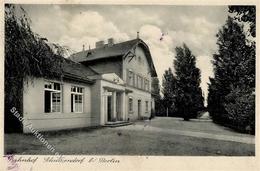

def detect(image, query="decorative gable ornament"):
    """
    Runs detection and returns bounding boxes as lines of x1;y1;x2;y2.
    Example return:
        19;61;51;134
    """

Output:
101;73;125;85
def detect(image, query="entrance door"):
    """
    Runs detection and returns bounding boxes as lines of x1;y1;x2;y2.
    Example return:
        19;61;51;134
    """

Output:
138;100;141;119
107;96;112;122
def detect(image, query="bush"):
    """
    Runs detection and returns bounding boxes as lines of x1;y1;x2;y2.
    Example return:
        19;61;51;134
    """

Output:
224;88;255;134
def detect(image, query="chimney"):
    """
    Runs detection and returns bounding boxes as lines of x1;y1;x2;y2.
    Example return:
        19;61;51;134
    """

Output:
95;40;105;48
108;38;114;46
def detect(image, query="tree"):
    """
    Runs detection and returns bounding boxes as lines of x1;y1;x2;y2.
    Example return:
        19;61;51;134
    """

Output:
224;87;255;134
173;44;204;120
151;77;162;117
208;17;248;122
161;68;176;116
207;15;255;134
229;6;255;37
228;6;255;88
5;4;68;132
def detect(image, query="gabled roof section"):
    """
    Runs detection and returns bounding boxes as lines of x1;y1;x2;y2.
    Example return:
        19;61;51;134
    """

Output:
37;50;97;84
69;39;140;63
44;54;97;84
61;57;98;84
101;73;125;85
69;38;157;77
135;40;157;77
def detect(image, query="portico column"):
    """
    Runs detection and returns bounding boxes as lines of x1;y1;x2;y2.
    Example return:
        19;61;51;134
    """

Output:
103;89;107;124
121;92;126;121
112;91;117;121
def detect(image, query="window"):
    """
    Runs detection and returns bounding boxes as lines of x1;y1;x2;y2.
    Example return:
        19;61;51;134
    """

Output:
145;101;149;112
144;79;147;90
141;77;143;89
52;93;61;112
128;97;133;112
128;70;134;86
144;79;149;91
71;86;84;113
133;73;136;86
137;76;143;89
44;82;62;113
135;74;138;87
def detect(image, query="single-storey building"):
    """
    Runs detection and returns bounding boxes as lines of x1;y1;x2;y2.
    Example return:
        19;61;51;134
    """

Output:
20;38;158;133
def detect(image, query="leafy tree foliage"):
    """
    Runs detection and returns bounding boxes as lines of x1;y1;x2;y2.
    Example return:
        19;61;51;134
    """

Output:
161;68;177;116
161;45;204;120
208;17;248;122
5;5;68;132
173;44;204;120
229;6;255;37
207;15;255;134
224;88;255;134
151;77;162;117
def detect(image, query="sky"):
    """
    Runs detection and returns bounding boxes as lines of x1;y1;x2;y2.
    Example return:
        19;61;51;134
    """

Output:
22;4;229;101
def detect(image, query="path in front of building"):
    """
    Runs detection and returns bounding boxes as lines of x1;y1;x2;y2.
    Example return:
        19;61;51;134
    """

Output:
116;116;255;144
5;115;254;155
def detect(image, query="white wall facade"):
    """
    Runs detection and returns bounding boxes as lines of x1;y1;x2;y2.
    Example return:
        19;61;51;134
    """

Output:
126;89;152;121
21;44;155;133
122;45;153;120
23;77;95;133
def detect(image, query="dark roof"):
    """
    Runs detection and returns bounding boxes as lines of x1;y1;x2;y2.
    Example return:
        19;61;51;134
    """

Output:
69;39;139;63
69;38;157;77
61;57;97;84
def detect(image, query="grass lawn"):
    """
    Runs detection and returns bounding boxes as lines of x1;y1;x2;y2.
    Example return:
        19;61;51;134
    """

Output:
5;120;254;156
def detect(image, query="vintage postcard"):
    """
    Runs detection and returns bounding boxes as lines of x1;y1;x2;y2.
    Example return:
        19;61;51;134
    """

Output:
1;0;259;171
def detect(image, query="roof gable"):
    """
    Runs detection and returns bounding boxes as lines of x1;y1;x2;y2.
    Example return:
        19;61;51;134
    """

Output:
69;38;157;77
101;73;125;85
127;41;157;77
69;39;139;63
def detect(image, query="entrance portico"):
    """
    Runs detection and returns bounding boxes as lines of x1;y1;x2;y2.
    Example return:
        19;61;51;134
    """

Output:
103;88;126;124
96;73;129;125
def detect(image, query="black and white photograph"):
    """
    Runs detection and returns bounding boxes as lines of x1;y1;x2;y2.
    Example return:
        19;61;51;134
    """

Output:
1;1;259;171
